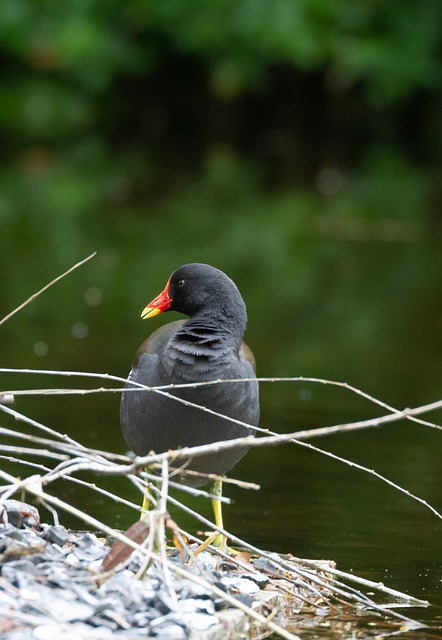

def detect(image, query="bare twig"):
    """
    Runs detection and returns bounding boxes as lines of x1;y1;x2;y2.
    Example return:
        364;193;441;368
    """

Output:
1;258;433;638
2;386;441;520
0;252;96;327
0;388;430;637
2;370;441;433
0;467;303;640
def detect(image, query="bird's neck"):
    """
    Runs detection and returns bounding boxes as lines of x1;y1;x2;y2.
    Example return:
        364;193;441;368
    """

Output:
161;312;245;381
181;310;246;351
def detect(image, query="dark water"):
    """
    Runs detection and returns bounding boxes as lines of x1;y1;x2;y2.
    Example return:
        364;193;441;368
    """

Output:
1;237;442;637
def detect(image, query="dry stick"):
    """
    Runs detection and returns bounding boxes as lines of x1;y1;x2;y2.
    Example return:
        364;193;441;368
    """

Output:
0;459;431;619
0;455;53;477
0;400;96;451
6;448;154;525
0;440;318;604
108;402;442;521
3;370;442;440
104;452;434;610
0;262;429;626
284;438;442;520
0;434;233;529
163;485;428;615
2;384;440;518
3;370;442;433
1;375;439;583
0;395;257;494
2;394;441;520
0;406;126;463
0;420;375;611
0;371;436;445
120;384;442;441
0;252;97;327
0;426;119;481
0;469;301;640
0;432;427;621
63;444;425;619
126;400;441;522
127;481;425;629
0;416;248;501
0;445;69;461
3;367;442;512
0;406;237;510
67;474;143;512
0;444;344;611
0;418;137;506
0;452;141;514
129;474;159;511
147;475;234;504
3;414;442;526
157;458;177;606
106;460;342;602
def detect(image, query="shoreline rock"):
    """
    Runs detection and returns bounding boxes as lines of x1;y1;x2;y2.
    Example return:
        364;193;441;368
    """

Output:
0;501;319;639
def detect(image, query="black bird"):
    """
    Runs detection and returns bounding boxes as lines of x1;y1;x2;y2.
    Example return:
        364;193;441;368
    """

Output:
120;263;259;544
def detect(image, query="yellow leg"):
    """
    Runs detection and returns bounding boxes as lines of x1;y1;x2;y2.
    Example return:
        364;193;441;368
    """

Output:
140;467;154;518
210;479;226;551
141;473;229;561
189;480;227;563
141;492;151;516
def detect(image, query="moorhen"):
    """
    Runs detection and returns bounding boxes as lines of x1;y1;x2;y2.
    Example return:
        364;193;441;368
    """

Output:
120;263;259;544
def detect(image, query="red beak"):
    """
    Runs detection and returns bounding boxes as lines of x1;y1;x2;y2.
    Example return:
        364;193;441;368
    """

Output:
141;277;172;319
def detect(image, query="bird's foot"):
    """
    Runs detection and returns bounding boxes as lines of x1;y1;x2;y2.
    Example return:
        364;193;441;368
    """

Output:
188;531;224;565
188;531;240;565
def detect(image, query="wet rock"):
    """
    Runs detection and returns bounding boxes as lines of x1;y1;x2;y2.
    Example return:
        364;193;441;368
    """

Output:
42;524;70;546
186;548;217;573
178;597;215;616
72;533;106;563
0;500;41;530
219;575;260;594
246;571;269;588
175;598;219;632
0;513;285;640
32;622;116;639
253;553;282;574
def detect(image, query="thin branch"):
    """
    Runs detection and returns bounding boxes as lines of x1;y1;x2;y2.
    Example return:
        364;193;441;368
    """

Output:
2;393;441;520
0;252;96;327
0;468;303;640
2;370;441;433
0;445;69;461
0;258;432;637
291;439;442;520
0;400;428;636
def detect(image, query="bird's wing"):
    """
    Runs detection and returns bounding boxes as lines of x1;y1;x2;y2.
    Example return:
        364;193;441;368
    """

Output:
239;341;256;373
132;319;186;367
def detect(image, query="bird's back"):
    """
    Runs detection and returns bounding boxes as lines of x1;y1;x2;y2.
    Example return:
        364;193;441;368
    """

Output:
120;320;259;486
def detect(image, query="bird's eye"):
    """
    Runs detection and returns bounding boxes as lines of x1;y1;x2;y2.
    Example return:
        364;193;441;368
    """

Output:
177;279;186;288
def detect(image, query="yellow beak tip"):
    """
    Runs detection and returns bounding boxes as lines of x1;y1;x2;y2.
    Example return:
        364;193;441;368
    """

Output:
141;306;161;320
